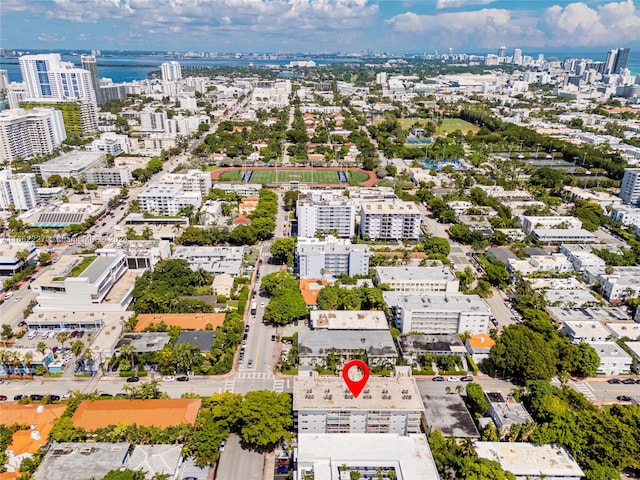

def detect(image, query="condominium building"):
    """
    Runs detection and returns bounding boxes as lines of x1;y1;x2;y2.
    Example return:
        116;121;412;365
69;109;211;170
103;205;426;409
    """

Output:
520;215;583;234
0;107;66;162
598;266;640;301
81;54;102;104
19;54;96;104
293;374;424;435
383;291;491;335
212;183;261;197
296;236;370;279
161;61;182;82
138;183;201;216
139;110;168;132
619;168;640;205
171;246;244;276
84;168;132;186
0;170;40;211
85;132;131;156
160;170;212;197
376;266;459;292
297;192;356;238
34;151;106;180
360;201;422;240
0;240;37;276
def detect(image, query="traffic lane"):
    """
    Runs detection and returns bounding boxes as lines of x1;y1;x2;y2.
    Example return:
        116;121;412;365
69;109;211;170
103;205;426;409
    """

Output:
216;433;264;480
484;288;518;331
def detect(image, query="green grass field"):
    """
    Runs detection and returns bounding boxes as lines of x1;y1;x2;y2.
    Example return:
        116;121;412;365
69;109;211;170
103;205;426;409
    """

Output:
436;118;478;134
218;168;370;185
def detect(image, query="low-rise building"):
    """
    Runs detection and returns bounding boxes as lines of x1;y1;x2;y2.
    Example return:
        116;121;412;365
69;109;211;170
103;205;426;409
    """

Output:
212;182;261;197
84;167;132;186
485;391;533;434
360;201;422;240
547;306;632;324
610;204;640;226
465;333;496;364
599;266;640;301
560;246;606;273
530;228;596;243
293;373;424;435
474;442;584;480
544;289;602;307
397;334;466;365
138;183;202;216
34;442;130;480
520;215;583;234
295;433;440;480
604;322;640;340
297;236;370;279
134;313;225;331
34;151;106;180
384;291;491;335
114;332;171;354
0;240;36;276
507;253;573;275
298;330;397;368
591;342;633;375
171;245;244;276
375;266;459;292
560;321;613;343
310;310;388;330
126;444;183;480
212;273;234;298
114;239;172;271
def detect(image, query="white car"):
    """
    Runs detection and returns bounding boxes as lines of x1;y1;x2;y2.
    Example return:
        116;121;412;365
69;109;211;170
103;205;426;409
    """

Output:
4;293;13;300
14;296;22;303
260;302;265;308
447;376;460;382
162;376;175;382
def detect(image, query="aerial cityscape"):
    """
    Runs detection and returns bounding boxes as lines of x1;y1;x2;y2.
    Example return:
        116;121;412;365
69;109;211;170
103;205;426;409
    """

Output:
1;1;640;480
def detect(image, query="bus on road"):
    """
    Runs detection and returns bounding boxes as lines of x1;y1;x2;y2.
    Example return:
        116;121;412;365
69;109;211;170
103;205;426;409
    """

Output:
250;301;257;315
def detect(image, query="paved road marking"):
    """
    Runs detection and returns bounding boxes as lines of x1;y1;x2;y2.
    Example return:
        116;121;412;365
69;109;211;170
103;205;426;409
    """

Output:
236;372;274;380
571;381;596;401
224;378;235;393
273;379;284;392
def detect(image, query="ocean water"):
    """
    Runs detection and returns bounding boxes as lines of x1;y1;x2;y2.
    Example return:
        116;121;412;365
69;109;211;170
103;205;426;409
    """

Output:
1;49;638;84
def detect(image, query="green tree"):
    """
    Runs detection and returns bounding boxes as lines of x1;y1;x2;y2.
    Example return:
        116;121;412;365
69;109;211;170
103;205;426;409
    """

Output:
240;391;293;449
270;237;297;267
283;189;301;211
465;382;489;418
572;342;600;378
424;236;451;257
37;251;53;266
102;470;146;480
70;340;85;357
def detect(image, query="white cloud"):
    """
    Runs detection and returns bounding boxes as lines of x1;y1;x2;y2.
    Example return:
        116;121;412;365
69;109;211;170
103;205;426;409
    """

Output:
435;0;496;9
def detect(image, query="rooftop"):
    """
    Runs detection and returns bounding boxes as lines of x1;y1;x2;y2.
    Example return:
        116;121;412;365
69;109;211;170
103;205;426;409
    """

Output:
310;310;388;330
177;331;215;351
293;375;424;411
114;332;171;353
39;151;105;172
605;322;640;339
486;391;534;428
296;433;440;480
376;266;456;283
298;330;397;358
416;380;479;438
0;404;66;456
72;399;201;430
383;291;491;314
33;442;129;480
134;313;225;331
590;342;633;361
397;334;466;354
562;321;612;337
475;442;585;478
126;444;183;478
547;307;632;324
466;333;496;349
361;201;420;214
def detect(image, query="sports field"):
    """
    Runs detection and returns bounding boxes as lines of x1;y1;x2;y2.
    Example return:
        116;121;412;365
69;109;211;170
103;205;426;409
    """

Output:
218;168;371;185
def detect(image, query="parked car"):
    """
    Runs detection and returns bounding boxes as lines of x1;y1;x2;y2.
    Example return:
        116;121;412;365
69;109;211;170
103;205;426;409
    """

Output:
49;395;60;401
219;440;226;452
244;325;250;333
622;378;637;384
447;376;460;382
608;378;622;384
13;395;23;401
14;295;22;302
432;376;445;382
247;359;254;369
460;376;473;382
176;376;189;382
30;394;43;401
0;395;8;401
126;376;139;383
617;395;633;402
162;376;175;382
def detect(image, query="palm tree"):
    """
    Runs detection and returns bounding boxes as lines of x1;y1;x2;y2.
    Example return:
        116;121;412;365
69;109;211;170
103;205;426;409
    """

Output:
56;331;69;350
119;343;136;370
71;340;85;357
23;353;33;376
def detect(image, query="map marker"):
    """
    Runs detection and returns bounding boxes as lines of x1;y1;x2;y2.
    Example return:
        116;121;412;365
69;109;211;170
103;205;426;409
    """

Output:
342;359;370;398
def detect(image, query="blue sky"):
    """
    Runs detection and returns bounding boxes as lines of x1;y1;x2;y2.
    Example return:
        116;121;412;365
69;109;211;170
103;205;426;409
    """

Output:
2;0;640;53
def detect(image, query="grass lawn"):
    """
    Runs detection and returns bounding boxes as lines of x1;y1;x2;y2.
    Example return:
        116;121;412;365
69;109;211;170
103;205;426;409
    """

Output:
204;166;222;171
436;118;478;134
218;168;370;185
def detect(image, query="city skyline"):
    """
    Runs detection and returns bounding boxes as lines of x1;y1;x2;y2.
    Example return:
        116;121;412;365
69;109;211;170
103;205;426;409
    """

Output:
2;0;640;53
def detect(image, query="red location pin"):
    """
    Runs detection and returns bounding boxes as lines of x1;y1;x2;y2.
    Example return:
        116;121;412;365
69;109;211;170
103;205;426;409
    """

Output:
342;359;370;398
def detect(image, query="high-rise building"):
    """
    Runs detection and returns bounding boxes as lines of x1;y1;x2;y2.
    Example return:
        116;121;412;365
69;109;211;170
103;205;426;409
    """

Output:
0;108;66;162
81;54;102;104
360;201;422;240
19;53;97;104
139;110;168;132
604;49;618;74
498;46;507;59
297;192;356;238
7;82;27;109
0;70;9;90
0;169;40;210
160;61;182;81
613;47;630;74
619;168;640;205
512;48;522;65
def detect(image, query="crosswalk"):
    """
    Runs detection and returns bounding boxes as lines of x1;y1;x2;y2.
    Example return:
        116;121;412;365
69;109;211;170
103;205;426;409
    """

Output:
273;379;285;393
571;381;596;402
236;372;274;380
223;378;235;393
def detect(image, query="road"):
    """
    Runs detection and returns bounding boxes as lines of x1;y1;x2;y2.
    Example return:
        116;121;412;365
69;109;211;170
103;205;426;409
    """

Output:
216;433;264;480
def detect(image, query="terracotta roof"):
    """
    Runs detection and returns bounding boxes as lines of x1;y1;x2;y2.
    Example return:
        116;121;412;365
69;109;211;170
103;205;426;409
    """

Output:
232;215;252;225
72;399;201;431
467;333;496;349
299;279;332;306
0;404;66;455
0;472;19;480
135;313;225;331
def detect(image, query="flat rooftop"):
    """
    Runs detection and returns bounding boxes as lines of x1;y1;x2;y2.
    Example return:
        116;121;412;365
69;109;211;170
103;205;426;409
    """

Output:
361;201;420;214
72;399;201;430
296;433;440;480
416;380;479;438
486;391;533;427
293;375;424;411
310;310;388;330
547;307;632;324
397;334;466;354
590;342;633;361
562;321;612;337
115;332;171;353
475;442;585;478
39;151;105;172
528;277;586;290
383;291;491;314
376;266;456;283
298;330;397;358
34;442;129;480
605;322;640;339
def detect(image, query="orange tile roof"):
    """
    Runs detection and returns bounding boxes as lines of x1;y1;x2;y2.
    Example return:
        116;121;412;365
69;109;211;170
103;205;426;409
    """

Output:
467;333;495;349
232;215;252;225
0;403;66;456
299;279;332;306
135;313;225;331
0;472;19;480
72;398;201;431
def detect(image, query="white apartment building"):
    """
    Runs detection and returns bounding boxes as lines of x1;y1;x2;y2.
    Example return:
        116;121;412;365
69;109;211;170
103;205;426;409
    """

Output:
86;132;131;156
591;342;633;375
507;253;573;275
520;215;583;234
138;183;201;216
560;321;613;343
84;168;132;187
0;240;37;276
485;391;533;433
0;107;66;162
19;54;97;104
34;151;106;180
310;310;388;330
139;110;168;132
0;170;40;211
376;266;459;292
160;61;182;81
31;250;130;311
383;291;491;335
293;374;424;435
297;330;397;367
531;228;595;243
160;170;212;197
599;266;640;301
619;168;640;205
560;247;606;273
297;192;356;238
360;201;422;240
610;204;640;226
296;236;369;279
212;183;261;197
